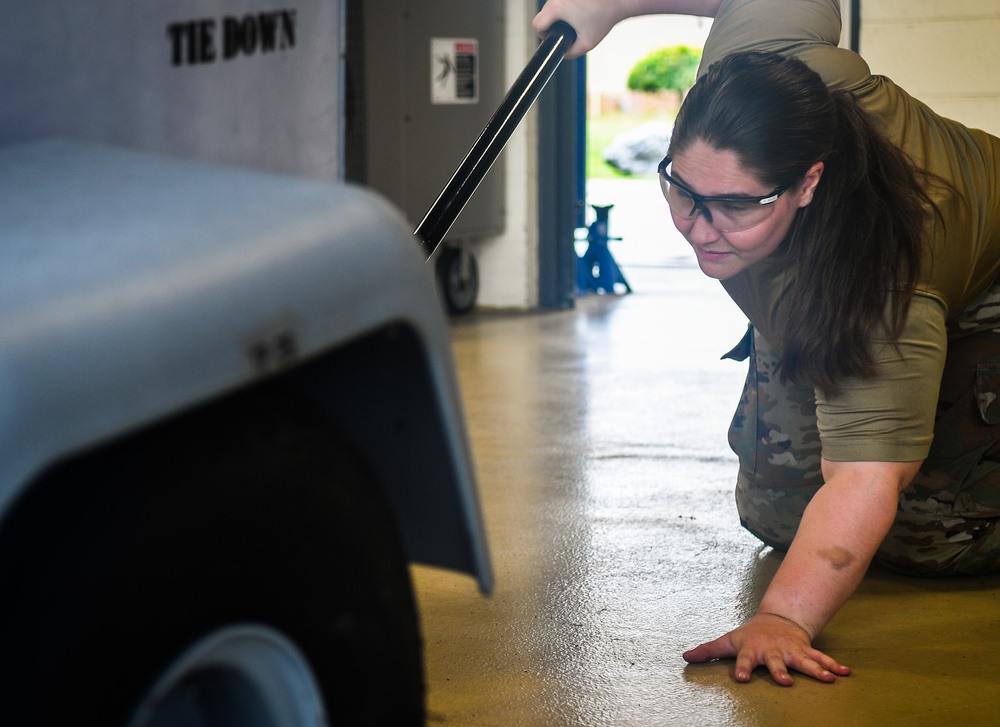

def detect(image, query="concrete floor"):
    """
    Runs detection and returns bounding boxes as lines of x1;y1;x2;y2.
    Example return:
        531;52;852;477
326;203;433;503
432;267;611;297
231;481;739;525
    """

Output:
413;192;1000;726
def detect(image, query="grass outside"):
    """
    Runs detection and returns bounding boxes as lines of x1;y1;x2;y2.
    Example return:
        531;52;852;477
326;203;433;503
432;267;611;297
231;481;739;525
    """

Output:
587;110;673;180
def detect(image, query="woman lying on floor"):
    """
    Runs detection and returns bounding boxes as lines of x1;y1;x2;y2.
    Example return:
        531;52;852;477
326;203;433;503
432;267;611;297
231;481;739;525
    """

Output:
534;0;1000;685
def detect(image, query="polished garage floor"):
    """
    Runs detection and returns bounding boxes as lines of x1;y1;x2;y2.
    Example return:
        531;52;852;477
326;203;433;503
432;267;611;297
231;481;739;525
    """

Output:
413;260;1000;726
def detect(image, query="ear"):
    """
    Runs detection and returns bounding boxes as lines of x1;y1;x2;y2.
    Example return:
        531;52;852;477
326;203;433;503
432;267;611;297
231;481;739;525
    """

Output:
797;161;825;208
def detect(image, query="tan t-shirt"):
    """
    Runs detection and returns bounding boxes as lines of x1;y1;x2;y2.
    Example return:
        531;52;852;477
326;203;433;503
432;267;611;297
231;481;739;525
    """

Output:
699;0;1000;461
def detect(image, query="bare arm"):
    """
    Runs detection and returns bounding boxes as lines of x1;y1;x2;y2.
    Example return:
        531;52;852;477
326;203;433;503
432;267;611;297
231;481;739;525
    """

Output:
533;0;724;58
684;457;921;685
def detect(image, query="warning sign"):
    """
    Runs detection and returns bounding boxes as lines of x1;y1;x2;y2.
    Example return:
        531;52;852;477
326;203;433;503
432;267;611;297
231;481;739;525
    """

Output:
431;38;479;105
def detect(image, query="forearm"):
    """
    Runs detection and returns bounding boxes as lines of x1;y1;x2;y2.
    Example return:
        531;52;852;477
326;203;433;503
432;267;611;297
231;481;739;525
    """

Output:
757;459;920;639
618;0;722;18
539;0;721;23
533;0;723;57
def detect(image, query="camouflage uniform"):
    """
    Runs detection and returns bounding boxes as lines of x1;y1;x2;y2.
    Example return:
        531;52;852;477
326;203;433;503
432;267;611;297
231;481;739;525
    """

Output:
698;0;1000;578
727;285;1000;577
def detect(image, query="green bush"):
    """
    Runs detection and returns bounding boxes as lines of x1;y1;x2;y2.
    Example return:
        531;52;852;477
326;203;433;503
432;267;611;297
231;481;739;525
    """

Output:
627;46;701;94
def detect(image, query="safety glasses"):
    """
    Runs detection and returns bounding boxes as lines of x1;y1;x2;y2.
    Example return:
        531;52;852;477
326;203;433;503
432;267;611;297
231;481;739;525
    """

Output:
657;155;790;232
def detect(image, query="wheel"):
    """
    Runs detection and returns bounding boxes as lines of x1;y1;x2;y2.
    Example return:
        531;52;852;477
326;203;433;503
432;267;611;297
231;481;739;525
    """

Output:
126;624;327;727
0;392;424;726
436;244;479;315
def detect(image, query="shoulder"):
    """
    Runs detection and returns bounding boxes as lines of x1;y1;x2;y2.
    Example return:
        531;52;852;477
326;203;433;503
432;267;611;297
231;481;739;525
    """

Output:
700;0;871;93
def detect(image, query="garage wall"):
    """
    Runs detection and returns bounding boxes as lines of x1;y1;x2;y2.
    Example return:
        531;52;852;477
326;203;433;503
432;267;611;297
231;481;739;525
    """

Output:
474;0;541;310
859;0;1000;136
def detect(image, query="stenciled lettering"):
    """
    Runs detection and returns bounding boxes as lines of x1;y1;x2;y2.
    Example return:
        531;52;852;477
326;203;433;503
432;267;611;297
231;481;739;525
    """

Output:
167;18;217;66
168;9;297;67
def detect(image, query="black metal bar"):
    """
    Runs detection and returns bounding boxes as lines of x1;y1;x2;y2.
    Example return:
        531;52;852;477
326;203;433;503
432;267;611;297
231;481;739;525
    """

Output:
414;21;577;260
850;0;861;53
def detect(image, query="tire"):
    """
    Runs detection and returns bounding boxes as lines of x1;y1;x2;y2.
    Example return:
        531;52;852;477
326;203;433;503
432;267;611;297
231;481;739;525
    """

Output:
126;623;328;726
436;244;479;315
0;392;424;726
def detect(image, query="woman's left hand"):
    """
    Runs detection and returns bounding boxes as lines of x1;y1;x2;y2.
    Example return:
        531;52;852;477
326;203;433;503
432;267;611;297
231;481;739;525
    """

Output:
682;612;851;686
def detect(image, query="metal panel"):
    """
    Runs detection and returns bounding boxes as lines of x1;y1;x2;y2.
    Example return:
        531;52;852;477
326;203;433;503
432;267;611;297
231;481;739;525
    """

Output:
353;0;506;240
0;1;343;180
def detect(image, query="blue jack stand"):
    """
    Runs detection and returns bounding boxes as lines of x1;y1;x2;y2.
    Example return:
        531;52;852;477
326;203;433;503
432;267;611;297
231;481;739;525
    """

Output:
576;204;632;295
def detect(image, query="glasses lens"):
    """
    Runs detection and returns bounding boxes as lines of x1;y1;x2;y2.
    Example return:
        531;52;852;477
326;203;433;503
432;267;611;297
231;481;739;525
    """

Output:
703;200;775;232
659;173;777;232
659;174;698;218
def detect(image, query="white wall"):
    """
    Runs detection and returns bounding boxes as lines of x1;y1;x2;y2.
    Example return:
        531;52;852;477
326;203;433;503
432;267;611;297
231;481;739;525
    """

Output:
474;0;540;310
860;0;1000;135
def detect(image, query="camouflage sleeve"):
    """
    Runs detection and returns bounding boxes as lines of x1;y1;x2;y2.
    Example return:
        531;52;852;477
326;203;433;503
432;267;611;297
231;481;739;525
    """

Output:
699;0;872;93
815;295;947;463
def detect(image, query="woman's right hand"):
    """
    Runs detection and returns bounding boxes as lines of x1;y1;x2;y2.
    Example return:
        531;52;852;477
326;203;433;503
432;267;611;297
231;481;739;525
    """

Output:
532;0;629;59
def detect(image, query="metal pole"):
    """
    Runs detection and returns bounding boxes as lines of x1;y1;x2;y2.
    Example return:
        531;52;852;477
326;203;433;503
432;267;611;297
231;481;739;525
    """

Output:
414;21;577;260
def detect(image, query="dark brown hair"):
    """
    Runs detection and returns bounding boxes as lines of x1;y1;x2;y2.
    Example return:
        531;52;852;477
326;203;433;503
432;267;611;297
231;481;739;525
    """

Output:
669;51;935;395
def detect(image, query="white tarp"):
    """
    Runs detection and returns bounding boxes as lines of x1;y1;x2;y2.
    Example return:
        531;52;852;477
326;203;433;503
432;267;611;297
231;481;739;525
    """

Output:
0;1;342;180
